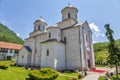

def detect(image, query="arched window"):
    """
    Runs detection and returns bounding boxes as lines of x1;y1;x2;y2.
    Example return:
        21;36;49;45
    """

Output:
46;49;49;56
22;55;24;59
68;13;71;18
43;26;45;30
64;37;67;44
49;32;51;38
38;25;40;30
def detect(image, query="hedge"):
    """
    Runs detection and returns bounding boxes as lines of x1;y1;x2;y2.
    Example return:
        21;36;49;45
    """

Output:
29;68;58;80
0;63;8;70
98;76;106;80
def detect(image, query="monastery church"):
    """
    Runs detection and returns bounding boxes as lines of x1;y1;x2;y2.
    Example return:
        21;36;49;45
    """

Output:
16;5;95;70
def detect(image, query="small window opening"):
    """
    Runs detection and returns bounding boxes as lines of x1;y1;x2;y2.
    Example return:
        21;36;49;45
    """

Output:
86;35;88;42
38;25;40;30
68;13;71;18
43;26;45;30
64;37;67;44
49;32;51;38
47;49;49;56
22;55;24;59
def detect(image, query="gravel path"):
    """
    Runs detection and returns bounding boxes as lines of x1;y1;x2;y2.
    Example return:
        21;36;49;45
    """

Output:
82;67;115;80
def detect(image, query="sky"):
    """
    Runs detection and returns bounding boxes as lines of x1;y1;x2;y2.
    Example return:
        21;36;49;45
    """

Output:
0;0;120;43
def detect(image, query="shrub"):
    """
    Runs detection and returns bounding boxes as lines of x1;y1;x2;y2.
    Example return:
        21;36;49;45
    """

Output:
98;76;106;80
29;68;58;80
0;63;8;70
72;77;77;80
78;73;82;79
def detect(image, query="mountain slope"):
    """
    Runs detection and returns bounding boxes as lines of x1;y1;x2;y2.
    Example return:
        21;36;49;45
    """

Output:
0;23;24;44
94;39;120;64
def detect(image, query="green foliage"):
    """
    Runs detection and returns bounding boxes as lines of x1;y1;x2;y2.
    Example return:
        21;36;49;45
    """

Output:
0;61;79;80
0;23;24;44
0;63;8;70
104;24;120;65
94;39;120;66
56;75;73;80
29;68;59;80
98;76;106;80
98;75;120;80
104;24;120;79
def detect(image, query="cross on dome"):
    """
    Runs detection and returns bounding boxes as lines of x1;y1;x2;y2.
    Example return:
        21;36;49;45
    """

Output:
40;16;43;19
68;3;70;5
68;3;72;7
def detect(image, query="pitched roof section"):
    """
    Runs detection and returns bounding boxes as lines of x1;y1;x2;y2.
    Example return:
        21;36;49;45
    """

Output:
74;21;86;26
0;41;23;50
41;39;65;44
24;46;32;52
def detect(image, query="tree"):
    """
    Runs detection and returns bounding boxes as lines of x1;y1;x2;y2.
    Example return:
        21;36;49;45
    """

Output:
104;24;120;79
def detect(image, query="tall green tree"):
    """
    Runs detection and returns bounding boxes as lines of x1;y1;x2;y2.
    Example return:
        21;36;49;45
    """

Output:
104;24;120;79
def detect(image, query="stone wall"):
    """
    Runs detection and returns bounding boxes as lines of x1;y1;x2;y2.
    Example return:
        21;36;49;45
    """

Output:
61;27;81;70
47;27;61;40
41;41;65;70
17;47;28;66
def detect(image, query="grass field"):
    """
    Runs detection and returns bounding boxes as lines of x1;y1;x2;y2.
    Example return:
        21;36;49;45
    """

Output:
0;61;80;80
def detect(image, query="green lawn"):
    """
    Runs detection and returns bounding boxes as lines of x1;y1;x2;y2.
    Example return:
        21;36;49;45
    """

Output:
0;61;80;80
0;61;29;80
99;75;120;80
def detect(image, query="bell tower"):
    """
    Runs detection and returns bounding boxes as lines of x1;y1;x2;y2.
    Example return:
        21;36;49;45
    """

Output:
33;17;47;32
61;4;78;21
30;17;47;37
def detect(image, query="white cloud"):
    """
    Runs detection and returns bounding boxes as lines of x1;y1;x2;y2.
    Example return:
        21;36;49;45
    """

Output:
93;40;98;43
89;23;105;37
89;23;100;32
16;33;20;36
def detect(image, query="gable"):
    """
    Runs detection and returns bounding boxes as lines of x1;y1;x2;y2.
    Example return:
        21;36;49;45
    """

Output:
82;21;92;33
20;46;32;54
24;46;32;52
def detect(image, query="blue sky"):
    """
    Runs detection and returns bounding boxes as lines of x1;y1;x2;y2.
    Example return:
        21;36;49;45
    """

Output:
0;0;120;43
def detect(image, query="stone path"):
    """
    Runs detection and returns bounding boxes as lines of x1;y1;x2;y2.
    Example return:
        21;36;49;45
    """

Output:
82;73;101;80
82;67;115;80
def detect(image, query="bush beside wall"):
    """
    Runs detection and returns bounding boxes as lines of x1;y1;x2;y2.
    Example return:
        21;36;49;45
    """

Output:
0;63;8;70
29;68;58;80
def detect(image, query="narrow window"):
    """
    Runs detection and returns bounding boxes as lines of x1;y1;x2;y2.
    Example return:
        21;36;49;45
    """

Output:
22;55;24;59
49;32;51;38
47;49;49;56
43;26;45;30
64;37;67;44
68;13;70;18
86;35;88;41
38;25;40;30
76;14;77;19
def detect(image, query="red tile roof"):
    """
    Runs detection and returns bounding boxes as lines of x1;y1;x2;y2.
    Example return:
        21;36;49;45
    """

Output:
0;41;23;50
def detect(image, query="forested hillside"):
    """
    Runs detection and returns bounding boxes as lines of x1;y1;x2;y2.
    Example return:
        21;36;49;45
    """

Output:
0;23;24;44
94;39;120;65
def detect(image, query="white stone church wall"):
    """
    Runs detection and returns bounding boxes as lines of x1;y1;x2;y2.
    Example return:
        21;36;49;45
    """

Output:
62;27;81;70
25;38;36;66
47;27;61;40
54;42;65;70
58;19;77;29
34;34;47;66
41;42;55;68
41;41;65;70
17;47;28;66
80;22;95;69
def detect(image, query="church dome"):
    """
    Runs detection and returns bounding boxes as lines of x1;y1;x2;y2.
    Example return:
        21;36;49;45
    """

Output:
61;4;78;21
34;17;46;24
61;4;78;13
51;23;58;27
